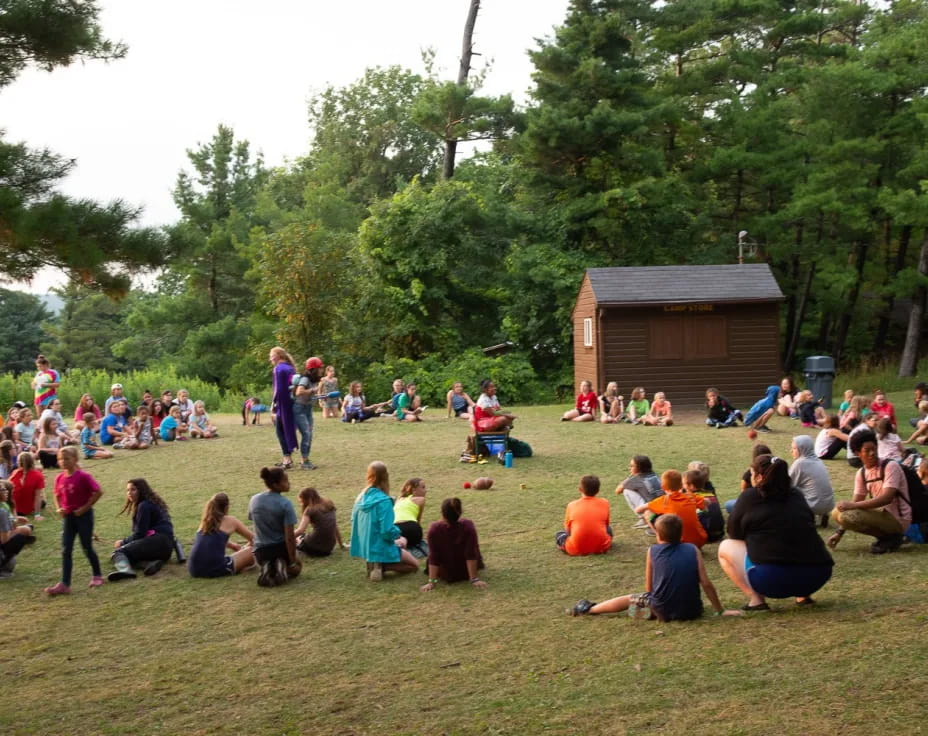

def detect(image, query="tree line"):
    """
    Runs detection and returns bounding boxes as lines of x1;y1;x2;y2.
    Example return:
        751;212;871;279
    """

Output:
2;0;927;398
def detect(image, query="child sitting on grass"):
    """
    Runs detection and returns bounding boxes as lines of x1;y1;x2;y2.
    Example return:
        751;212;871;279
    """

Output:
624;387;650;424
686;463;724;543
642;392;673;426
705;387;742;428
875;417;904;461
870;389;897;430
190;400;218;438
635;470;707;547
905;401;928;445
838;389;854;414
571;514;741;620
562;380;597;422
556;475;612;555
796;390;827;427
79;414;114;460
159;405;188;442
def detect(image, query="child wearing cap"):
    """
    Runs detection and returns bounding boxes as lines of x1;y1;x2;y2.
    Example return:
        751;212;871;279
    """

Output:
292;358;324;470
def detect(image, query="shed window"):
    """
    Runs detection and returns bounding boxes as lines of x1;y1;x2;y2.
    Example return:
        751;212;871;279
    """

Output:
583;317;593;347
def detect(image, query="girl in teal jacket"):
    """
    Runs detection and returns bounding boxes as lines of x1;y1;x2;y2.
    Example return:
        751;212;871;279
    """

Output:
349;461;419;581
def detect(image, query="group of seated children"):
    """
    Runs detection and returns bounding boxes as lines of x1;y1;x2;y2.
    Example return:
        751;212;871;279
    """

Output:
559;459;724;558
340;379;429;423
563;382;673;426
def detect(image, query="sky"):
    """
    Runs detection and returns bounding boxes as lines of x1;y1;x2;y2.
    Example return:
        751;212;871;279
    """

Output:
2;0;570;292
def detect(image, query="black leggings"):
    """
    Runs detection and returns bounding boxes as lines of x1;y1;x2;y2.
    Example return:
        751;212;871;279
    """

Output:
120;533;173;566
818;439;846;460
1;534;29;560
396;521;423;548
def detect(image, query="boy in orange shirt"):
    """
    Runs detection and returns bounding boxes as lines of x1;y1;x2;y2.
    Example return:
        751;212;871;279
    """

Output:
635;469;707;547
556;475;612;555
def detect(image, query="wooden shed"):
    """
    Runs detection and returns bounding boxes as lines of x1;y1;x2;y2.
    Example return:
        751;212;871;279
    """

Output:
571;264;785;406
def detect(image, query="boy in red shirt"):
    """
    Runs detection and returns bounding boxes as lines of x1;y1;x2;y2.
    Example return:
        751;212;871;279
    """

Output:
556;475;612;555
635;469;707;547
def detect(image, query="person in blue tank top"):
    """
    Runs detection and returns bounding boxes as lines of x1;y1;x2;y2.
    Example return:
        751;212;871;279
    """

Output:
571;514;742;620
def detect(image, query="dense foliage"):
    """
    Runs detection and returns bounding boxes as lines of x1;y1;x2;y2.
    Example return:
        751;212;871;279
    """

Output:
2;0;927;402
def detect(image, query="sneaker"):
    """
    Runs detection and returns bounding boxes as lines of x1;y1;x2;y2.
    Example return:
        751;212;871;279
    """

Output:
89;576;104;588
645;528;656;536
113;442;124;449
299;461;318;470
44;582;71;596
33;514;44;522
571;599;596;616
1;556;16;574
632;519;648;529
757;426;772;433
367;562;383;582
275;558;289;584
144;559;164;576
0;571;12;579
418;406;428;414
257;561;275;587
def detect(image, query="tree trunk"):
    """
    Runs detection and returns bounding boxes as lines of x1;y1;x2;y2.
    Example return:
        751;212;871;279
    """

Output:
783;225;803;362
874;224;911;350
785;261;816;370
898;229;928;376
832;240;869;365
442;0;481;180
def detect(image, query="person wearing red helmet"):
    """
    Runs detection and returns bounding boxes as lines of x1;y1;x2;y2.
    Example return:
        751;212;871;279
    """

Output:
292;357;325;470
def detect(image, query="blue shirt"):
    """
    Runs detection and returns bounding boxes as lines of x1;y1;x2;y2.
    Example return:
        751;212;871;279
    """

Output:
649;542;703;622
100;414;126;445
159;415;178;441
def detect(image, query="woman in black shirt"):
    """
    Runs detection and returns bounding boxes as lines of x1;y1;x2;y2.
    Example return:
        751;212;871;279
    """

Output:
718;455;833;610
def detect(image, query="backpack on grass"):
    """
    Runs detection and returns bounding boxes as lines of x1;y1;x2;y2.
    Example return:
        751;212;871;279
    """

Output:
509;438;532;458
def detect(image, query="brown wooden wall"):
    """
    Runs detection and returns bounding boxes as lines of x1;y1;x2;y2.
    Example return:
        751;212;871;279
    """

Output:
597;302;782;407
571;274;599;393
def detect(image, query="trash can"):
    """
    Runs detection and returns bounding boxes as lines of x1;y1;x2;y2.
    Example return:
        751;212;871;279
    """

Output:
803;355;835;409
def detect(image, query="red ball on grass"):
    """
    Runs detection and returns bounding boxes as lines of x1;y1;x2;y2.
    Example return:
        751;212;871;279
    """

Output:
463;481;472;489
747;429;758;440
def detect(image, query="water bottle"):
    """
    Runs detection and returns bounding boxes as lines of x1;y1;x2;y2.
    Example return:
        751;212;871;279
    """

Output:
504;451;513;468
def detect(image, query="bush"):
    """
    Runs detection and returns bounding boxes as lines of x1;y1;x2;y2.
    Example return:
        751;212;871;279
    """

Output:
358;350;551;406
0;367;262;415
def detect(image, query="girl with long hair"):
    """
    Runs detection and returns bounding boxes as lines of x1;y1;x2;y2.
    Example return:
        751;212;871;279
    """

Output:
108;479;175;581
294;487;345;557
188;493;255;577
420;498;486;591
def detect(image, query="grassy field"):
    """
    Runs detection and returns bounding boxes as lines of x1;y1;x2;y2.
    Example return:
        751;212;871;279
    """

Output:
1;391;926;736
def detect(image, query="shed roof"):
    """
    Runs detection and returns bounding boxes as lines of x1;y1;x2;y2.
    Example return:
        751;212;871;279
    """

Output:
585;264;784;306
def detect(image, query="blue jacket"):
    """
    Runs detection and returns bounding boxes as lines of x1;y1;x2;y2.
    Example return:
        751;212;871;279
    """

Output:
744;385;780;426
349;487;401;563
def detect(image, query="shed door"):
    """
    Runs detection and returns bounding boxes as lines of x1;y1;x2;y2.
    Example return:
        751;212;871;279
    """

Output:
648;314;727;361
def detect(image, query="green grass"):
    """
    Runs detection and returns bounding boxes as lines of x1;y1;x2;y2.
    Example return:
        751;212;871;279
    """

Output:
1;391;926;735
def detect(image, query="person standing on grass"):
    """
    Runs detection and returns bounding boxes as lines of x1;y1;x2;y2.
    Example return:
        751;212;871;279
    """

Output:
719;455;834;610
31;354;60;412
108;479;175;581
45;446;104;595
292;357;323;469
828;429;912;555
269;347;298;469
571;514;740;619
249;467;301;587
349;461;419;581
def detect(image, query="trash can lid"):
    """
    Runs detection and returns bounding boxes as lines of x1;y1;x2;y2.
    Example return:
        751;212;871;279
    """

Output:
804;355;835;372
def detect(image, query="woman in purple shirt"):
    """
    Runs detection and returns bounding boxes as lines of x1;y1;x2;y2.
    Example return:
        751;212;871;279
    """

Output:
269;347;298;470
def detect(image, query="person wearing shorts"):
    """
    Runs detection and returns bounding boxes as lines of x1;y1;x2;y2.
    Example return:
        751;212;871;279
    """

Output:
719;454;834;610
